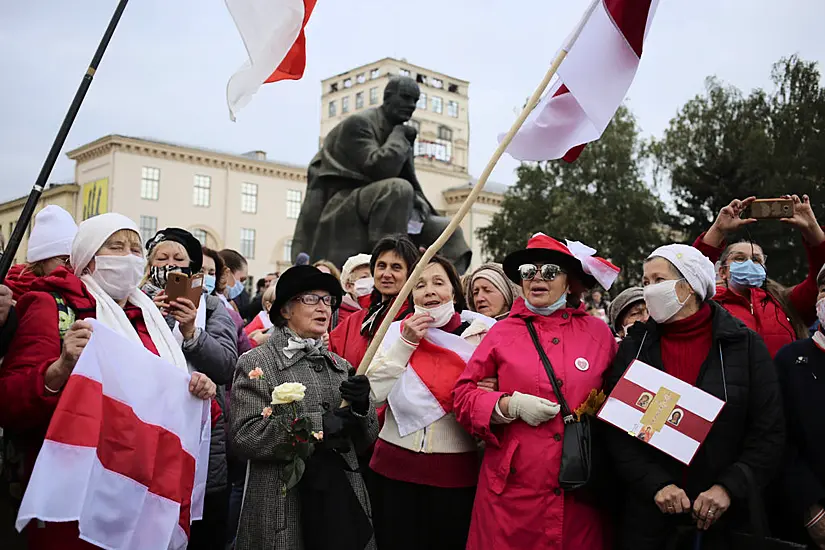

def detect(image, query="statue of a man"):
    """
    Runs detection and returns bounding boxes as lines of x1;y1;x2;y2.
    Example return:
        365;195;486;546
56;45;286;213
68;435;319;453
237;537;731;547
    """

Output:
291;76;472;273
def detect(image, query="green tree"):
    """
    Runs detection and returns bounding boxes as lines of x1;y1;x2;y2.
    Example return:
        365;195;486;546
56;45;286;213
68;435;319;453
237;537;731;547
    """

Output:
649;55;825;285
479;105;670;290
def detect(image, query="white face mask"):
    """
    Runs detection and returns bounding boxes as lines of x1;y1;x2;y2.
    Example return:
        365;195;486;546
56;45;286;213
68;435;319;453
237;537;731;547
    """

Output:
91;254;146;300
817;297;825;327
643;279;688;324
353;277;374;297
414;300;455;328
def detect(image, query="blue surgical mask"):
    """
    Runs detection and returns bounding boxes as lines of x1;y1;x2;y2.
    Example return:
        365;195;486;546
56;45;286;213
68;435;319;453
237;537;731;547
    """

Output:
203;274;216;295
228;279;244;300
729;260;766;289
525;291;568;316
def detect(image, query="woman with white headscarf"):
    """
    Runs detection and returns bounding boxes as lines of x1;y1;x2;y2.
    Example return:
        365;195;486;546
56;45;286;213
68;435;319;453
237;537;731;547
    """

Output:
0;213;216;550
604;244;785;550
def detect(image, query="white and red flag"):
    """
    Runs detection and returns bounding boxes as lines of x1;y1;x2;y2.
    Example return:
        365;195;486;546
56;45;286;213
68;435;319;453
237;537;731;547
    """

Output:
383;312;496;436
225;0;317;120
16;320;211;550
502;0;659;162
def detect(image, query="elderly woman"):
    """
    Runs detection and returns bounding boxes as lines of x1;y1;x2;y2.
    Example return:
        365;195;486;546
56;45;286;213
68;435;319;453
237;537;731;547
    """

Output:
366;255;495;549
605;244;785;549
243;284;277;346
608;286;648;340
142;227;238;550
339;253;373;326
0;213;216;550
453;233;620;550
463;262;521;320
230;265;379;550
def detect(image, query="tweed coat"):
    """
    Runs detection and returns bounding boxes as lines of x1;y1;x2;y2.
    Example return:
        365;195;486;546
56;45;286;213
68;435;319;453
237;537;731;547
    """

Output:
230;325;379;550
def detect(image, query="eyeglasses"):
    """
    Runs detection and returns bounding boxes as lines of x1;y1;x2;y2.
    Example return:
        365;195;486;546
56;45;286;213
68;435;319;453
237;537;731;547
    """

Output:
728;254;767;266
294;294;338;307
518;263;565;281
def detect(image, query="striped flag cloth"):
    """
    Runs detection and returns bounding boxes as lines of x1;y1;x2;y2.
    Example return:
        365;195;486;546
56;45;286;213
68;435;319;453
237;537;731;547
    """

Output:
16;320;211;550
225;0;317;120
503;0;659;162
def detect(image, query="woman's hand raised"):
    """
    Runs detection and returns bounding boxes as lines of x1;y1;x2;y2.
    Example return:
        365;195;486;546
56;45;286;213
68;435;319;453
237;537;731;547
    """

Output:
704;197;757;247
401;312;432;345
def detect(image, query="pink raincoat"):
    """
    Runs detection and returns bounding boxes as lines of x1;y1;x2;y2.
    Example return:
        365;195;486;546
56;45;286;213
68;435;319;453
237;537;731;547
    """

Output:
453;297;617;550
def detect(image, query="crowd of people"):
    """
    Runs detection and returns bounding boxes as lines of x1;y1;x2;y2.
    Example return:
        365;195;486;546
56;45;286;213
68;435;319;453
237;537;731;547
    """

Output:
0;194;824;549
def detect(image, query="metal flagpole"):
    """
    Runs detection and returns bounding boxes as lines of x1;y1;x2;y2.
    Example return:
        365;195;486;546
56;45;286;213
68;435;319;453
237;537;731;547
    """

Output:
0;0;130;281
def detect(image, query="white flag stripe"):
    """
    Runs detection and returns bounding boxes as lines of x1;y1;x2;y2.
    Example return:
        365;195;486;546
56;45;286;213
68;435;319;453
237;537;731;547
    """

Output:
388;366;444;437
225;0;305;120
624;360;725;422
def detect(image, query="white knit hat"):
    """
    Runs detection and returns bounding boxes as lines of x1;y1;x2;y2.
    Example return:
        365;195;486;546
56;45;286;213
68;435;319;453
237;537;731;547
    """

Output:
71;213;140;275
341;253;371;285
648;244;717;301
26;205;78;263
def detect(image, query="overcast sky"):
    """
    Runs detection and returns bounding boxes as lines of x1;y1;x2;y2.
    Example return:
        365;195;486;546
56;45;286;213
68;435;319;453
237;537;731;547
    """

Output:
2;0;824;203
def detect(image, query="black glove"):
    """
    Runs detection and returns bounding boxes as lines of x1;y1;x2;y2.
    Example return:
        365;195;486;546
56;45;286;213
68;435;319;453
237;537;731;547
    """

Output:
340;375;371;416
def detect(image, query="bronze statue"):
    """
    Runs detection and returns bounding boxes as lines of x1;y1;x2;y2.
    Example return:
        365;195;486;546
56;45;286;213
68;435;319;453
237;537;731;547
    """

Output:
291;76;472;273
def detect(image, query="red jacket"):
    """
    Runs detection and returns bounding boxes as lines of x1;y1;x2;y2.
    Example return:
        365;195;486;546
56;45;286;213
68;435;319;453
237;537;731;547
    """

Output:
337;294;371;328
693;232;825;357
4;263;38;301
329;297;410;369
453;298;617;550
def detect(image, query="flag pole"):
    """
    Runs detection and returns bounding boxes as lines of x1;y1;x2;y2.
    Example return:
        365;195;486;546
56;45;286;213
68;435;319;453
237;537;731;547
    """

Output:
352;0;600;378
0;0;130;282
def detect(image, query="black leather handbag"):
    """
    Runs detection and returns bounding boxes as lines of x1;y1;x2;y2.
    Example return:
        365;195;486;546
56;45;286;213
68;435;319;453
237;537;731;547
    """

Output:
526;320;591;491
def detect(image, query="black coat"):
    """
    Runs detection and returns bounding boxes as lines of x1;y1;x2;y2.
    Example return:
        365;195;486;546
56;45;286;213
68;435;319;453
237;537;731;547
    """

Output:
772;337;825;544
604;301;785;550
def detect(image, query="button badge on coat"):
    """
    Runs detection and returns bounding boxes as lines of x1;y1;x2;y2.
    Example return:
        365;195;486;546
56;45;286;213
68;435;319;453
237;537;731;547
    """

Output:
574;357;590;371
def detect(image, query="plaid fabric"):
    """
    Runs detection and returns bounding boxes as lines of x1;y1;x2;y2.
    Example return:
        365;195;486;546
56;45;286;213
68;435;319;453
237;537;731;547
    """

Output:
230;326;378;550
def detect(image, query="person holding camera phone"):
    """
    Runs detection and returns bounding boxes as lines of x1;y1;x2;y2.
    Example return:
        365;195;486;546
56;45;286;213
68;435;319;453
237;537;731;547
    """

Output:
143;228;238;550
694;194;825;357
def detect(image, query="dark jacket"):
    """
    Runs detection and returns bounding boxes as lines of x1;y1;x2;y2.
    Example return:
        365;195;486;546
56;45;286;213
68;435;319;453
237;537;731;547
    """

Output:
773;337;825;544
605;301;785;549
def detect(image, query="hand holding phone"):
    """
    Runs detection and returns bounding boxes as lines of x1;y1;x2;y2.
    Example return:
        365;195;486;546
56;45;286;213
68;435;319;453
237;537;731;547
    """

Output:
165;272;204;308
742;198;793;219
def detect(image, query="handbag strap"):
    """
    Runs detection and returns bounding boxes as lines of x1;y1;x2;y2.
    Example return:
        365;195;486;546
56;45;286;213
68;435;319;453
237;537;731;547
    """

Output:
525;320;574;423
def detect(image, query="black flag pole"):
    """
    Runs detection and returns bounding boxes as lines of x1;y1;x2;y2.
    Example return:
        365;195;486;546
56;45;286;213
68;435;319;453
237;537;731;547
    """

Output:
0;0;129;282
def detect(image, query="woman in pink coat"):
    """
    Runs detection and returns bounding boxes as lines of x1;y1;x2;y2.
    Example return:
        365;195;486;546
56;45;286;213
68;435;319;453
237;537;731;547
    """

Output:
453;233;620;550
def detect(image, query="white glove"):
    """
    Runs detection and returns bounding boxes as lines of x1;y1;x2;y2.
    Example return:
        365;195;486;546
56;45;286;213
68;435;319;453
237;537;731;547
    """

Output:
508;391;560;426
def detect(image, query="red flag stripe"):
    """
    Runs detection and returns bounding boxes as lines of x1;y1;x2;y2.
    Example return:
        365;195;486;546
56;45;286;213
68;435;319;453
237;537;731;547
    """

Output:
609;378;714;442
46;375;196;536
604;0;653;57
264;0;317;83
409;338;467;413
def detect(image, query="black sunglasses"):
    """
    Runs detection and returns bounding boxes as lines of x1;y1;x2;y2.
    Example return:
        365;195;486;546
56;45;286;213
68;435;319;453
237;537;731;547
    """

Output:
294;294;339;307
518;263;565;281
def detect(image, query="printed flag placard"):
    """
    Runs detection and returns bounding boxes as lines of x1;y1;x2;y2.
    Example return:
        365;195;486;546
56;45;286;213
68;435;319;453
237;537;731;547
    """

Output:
597;359;725;465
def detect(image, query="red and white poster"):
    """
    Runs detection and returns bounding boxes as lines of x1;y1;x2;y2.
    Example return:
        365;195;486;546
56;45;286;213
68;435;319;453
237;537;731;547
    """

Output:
597;359;725;465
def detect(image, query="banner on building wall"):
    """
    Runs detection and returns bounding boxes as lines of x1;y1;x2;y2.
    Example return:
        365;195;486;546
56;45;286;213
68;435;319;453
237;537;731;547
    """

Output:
82;178;109;220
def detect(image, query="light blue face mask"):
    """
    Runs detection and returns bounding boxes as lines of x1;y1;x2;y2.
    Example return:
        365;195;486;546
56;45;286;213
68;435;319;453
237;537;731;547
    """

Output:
228;279;245;300
729;260;766;289
525;291;568;316
203;274;217;295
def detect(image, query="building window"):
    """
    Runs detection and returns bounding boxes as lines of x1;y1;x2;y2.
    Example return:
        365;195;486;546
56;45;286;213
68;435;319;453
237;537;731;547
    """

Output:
438;126;453;141
356;73;366;84
140;167;160;200
399;68;410;77
192;228;207;245
447;100;459;118
416;73;427;84
432;96;443;114
342;96;350;114
139;216;157;244
343;78;352;88
193;175;211;207
370;68;380;80
417;93;427;110
241;182;258;213
431;78;444;89
329;82;338;93
448;83;459;93
328;101;336;117
240;228;256;260
369;87;379;105
286;189;302;219
355;92;364;109
284;239;293;262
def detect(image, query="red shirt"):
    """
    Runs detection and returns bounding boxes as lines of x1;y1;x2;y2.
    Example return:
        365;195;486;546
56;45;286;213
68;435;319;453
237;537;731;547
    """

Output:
660;303;713;384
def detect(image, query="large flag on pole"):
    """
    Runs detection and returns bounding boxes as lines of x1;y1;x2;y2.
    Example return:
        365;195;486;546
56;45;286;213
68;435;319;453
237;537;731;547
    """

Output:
225;0;317;121
16;321;211;550
502;0;659;162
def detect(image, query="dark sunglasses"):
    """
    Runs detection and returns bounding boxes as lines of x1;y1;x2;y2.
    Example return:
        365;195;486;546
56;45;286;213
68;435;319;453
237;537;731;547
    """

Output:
294;294;338;307
518;263;564;281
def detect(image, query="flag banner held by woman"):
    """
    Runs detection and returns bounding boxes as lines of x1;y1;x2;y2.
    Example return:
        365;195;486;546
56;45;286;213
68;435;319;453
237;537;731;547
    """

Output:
502;0;659;161
16;320;211;550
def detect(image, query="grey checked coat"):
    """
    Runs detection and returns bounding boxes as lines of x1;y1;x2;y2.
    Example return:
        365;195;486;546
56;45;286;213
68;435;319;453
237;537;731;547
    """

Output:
230;326;378;550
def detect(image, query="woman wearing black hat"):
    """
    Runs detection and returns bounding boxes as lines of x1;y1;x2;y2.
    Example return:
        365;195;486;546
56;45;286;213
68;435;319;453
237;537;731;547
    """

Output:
230;265;379;550
142;227;239;550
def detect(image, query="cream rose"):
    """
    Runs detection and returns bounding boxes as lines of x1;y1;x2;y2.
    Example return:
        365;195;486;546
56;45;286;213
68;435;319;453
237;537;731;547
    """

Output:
271;382;307;405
